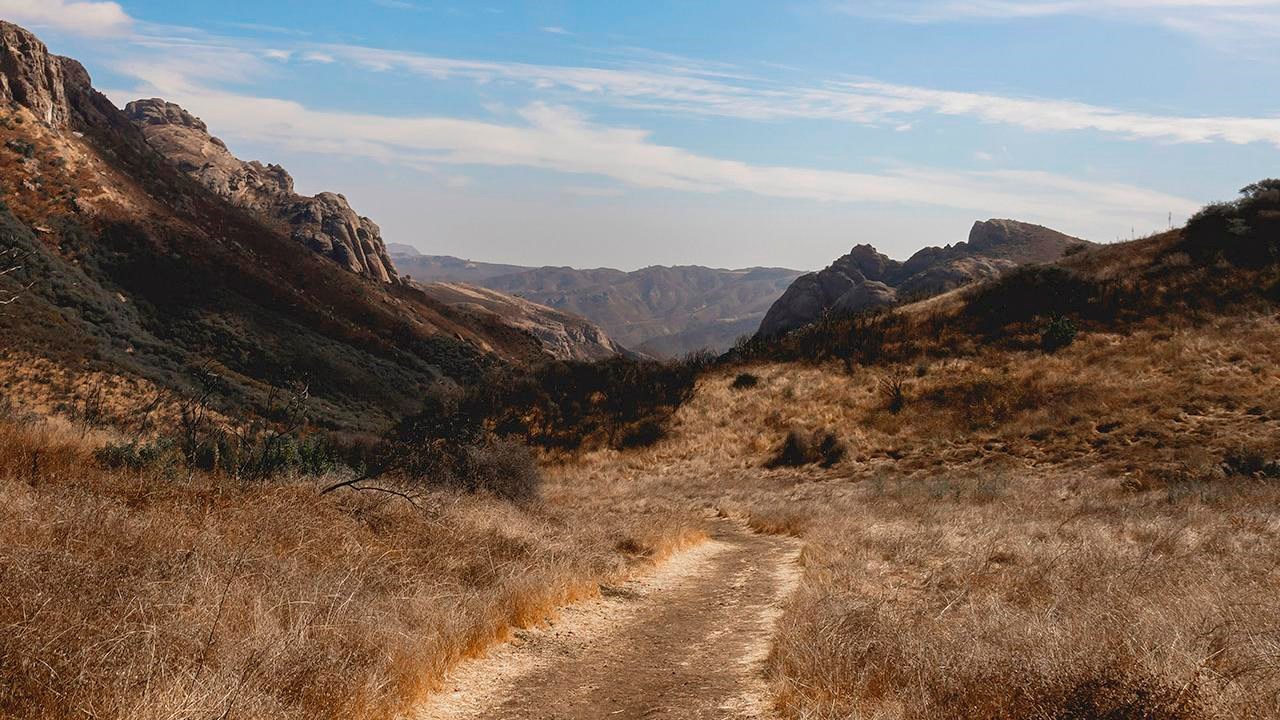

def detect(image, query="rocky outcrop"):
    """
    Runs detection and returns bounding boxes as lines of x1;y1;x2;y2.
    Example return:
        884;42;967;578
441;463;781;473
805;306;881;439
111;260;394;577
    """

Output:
0;22;70;128
415;281;626;361
125;98;398;283
758;220;1087;337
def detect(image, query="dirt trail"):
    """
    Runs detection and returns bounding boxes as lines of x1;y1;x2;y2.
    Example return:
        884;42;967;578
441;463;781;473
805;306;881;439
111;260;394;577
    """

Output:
416;522;801;720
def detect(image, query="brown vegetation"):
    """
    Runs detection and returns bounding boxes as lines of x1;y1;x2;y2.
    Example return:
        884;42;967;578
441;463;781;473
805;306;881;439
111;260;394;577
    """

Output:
0;418;702;720
559;307;1280;718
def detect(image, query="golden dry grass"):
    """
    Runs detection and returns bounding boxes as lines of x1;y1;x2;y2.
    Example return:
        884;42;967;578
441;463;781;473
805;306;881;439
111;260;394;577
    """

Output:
5;308;1280;719
560;311;1280;719
0;419;703;720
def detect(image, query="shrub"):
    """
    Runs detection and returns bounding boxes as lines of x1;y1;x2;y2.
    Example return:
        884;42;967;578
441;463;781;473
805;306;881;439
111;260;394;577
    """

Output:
4;139;34;159
95;438;180;472
1040;315;1078;352
766;428;846;469
731;372;760;390
879;372;908;413
618;419;666;449
458;437;542;502
1223;445;1280;479
1182;180;1280;268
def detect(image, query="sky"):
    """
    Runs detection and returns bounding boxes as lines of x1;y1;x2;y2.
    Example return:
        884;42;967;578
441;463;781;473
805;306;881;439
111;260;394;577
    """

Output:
4;1;1279;270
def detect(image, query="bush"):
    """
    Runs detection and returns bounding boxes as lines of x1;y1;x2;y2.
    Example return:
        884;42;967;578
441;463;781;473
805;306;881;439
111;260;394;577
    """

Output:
1041;315;1078;352
731;372;760;390
4;139;34;159
95;438;180;472
458;437;542;502
1182;180;1280;268
1223;445;1280;479
766;428;846;469
618;419;666;449
879;372;908;413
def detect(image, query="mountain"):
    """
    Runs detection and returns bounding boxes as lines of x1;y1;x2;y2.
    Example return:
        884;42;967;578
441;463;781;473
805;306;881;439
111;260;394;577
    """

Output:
758;219;1088;337
412;281;625;361
0;21;563;431
389;246;533;284
124;98;400;284
389;245;804;357
123;98;621;363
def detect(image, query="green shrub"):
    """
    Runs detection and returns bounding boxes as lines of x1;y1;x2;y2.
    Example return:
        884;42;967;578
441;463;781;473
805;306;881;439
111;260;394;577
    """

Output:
4;139;34;159
95;438;180;472
1182;180;1280;268
1041;316;1078;352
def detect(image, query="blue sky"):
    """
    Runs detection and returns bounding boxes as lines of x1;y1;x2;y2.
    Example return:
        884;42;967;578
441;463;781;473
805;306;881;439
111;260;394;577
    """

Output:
6;0;1280;269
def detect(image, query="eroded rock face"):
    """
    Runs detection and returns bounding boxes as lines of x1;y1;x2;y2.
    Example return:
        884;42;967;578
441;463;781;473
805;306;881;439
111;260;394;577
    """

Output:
758;220;1088;337
415;281;627;361
0;22;70;128
124;98;397;284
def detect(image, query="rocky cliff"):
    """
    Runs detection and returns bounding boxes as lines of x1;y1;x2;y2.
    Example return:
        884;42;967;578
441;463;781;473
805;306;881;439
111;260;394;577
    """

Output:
758;220;1088;337
125;98;398;283
414;281;627;361
0;20;561;431
0;22;71;128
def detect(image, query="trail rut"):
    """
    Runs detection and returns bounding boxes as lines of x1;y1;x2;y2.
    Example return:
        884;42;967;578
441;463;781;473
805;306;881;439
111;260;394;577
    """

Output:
416;522;800;720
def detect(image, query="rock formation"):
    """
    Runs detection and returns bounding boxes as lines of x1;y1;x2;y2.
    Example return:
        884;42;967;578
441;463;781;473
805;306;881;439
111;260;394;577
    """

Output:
125;98;398;283
415;281;627;361
758;220;1088;337
0;22;70;128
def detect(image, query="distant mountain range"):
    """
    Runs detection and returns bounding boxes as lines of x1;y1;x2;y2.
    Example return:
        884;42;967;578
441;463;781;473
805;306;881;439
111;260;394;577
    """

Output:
390;246;805;357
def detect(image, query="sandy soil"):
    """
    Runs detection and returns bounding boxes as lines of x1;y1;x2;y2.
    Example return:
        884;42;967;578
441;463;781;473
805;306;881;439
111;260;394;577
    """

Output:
415;521;800;720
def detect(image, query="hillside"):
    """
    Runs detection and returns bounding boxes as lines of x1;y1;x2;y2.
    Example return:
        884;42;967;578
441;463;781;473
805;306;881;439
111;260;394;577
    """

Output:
759;219;1087;337
413;281;625;361
391;244;803;357
0;21;549;431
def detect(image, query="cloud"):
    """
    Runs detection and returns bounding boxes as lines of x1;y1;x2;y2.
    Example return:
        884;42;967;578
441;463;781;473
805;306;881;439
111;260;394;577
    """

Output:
835;80;1280;146
840;0;1280;22
116;53;1199;237
837;0;1280;43
0;0;133;36
309;43;1280;148
540;26;572;35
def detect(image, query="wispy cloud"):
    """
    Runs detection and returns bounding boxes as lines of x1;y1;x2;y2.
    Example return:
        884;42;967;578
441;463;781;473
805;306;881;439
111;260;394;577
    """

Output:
837;0;1280;44
0;0;133;37
305;43;1280;147
114;45;1200;236
540;26;572;35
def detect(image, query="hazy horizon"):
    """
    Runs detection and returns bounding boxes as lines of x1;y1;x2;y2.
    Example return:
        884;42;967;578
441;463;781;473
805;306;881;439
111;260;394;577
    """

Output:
11;0;1280;270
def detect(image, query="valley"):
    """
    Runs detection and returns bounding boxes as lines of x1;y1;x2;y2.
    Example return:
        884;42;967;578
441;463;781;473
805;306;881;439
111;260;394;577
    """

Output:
1;12;1279;720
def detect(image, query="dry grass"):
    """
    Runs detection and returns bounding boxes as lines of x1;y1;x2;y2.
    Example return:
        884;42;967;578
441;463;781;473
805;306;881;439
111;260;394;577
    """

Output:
5;300;1280;718
0;419;703;720
560;311;1280;719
